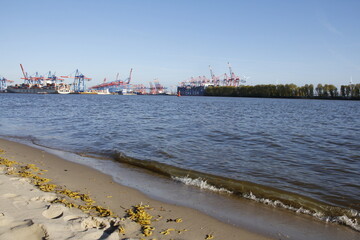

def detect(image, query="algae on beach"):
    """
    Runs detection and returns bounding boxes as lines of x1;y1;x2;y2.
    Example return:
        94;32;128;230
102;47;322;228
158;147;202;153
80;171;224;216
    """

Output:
1;147;217;239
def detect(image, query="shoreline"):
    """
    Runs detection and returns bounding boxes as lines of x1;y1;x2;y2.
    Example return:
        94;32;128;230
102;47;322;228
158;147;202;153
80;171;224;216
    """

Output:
1;137;359;240
0;138;272;240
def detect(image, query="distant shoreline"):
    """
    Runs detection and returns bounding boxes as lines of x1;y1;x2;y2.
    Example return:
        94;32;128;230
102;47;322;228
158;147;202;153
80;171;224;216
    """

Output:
205;95;360;100
203;85;360;100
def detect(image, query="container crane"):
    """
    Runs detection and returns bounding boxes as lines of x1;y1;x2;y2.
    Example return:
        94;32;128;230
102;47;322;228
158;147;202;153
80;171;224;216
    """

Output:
0;76;13;91
126;68;133;84
149;82;156;95
88;68;133;93
45;71;65;90
227;62;242;87
120;68;133;93
19;64;46;85
32;72;45;85
132;84;147;95
154;79;165;94
209;65;220;86
20;64;32;85
61;69;91;92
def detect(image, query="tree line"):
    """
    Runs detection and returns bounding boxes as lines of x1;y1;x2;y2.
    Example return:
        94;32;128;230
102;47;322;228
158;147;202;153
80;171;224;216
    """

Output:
205;84;360;99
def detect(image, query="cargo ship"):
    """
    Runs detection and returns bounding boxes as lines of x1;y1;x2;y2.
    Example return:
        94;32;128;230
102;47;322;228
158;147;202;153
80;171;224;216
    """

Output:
177;85;211;96
7;83;71;94
6;64;72;94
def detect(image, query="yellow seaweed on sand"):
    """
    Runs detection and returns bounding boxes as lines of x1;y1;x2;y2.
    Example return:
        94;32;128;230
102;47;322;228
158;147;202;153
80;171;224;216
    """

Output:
205;234;214;239
80;193;95;204
51;198;78;208
126;203;155;236
142;225;155;237
92;205;113;217
126;203;153;225
32;175;51;185
39;184;57;192
23;164;40;172
167;218;182;223
56;189;81;199
160;228;175;235
0;150;202;239
0;157;19;167
118;225;125;234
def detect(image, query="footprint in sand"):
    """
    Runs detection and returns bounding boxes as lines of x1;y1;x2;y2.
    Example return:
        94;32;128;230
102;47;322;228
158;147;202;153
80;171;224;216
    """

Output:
81;216;110;230
13;200;30;209
1;193;18;199
63;215;84;222
42;204;64;219
30;194;57;203
67;219;84;232
0;221;47;240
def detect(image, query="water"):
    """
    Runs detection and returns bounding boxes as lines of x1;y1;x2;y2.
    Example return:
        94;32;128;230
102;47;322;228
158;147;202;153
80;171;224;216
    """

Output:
1;93;359;231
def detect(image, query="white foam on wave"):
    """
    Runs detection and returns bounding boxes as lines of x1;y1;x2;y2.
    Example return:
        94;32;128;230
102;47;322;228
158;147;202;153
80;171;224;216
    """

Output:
171;176;233;194
243;192;360;232
171;175;360;232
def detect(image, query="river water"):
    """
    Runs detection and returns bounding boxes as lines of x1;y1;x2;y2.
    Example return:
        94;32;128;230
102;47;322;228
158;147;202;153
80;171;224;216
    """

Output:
0;93;359;232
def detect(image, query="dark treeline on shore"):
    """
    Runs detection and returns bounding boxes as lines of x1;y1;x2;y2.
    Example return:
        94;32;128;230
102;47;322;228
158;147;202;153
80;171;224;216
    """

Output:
205;84;360;100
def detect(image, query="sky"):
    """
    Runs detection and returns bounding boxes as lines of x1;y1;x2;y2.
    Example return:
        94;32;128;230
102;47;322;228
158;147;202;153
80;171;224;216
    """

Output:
1;0;360;90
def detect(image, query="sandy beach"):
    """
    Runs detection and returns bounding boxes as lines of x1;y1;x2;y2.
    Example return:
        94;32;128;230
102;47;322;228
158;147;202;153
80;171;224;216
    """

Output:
0;138;273;240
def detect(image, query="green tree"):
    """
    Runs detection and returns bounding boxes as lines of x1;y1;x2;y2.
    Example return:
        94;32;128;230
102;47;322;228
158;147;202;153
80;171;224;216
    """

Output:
308;84;314;97
327;85;338;97
316;84;323;96
340;85;346;97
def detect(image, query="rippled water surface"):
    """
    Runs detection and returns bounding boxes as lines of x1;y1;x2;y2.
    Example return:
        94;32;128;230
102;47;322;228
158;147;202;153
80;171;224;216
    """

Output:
1;94;359;212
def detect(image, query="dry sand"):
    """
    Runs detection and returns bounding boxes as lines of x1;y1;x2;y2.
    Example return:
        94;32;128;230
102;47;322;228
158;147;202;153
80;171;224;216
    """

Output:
0;138;273;240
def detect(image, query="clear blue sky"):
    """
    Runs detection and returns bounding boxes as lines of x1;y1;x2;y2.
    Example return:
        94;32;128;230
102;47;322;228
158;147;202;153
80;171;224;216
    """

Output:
1;0;359;89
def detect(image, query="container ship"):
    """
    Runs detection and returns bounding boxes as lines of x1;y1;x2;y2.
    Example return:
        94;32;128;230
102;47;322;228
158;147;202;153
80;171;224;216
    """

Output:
6;65;85;94
177;63;246;96
7;83;71;94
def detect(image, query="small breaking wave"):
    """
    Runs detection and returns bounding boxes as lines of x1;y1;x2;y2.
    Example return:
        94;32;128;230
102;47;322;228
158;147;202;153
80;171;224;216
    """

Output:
242;192;359;231
113;152;360;232
172;175;359;231
172;176;233;194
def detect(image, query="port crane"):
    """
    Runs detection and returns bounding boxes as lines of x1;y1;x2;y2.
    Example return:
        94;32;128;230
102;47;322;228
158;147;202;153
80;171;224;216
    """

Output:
32;72;45;85
61;70;91;92
20;64;32;85
209;65;220;86
132;84;147;95
46;71;64;84
180;63;246;87
19;64;46;85
154;79;165;94
149;79;166;94
0;76;13;91
88;69;166;95
89;68;133;92
227;62;245;86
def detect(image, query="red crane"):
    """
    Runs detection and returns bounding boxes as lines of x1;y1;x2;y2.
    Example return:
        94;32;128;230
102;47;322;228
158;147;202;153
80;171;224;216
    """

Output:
20;64;32;84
